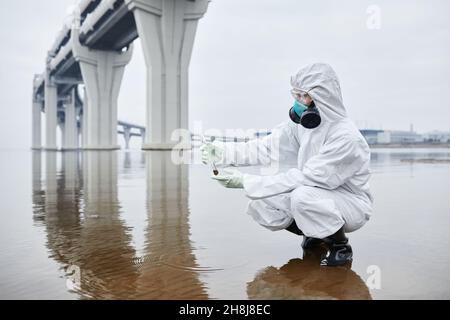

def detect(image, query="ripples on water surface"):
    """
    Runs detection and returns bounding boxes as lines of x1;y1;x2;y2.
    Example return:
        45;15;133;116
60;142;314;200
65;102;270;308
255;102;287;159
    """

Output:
0;148;450;299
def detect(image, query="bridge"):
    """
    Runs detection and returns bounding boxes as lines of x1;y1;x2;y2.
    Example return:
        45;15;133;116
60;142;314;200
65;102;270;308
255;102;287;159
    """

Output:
118;120;146;149
32;0;209;151
32;78;145;149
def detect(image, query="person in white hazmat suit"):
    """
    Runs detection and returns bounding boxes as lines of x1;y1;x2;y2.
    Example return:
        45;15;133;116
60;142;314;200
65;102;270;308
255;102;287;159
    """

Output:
200;63;373;266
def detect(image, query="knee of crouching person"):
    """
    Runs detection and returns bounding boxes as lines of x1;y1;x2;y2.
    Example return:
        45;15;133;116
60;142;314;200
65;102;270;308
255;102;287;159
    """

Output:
290;185;315;211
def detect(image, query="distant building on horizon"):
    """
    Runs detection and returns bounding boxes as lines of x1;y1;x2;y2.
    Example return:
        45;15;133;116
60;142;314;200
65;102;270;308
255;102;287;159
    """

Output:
359;129;426;145
423;131;450;143
376;130;423;144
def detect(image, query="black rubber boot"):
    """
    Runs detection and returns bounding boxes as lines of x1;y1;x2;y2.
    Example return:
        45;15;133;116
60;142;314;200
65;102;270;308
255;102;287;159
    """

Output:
320;227;353;267
285;221;303;236
286;221;326;249
301;236;325;249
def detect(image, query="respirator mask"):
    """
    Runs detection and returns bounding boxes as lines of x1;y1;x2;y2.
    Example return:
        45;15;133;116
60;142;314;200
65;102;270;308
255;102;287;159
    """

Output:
289;90;321;129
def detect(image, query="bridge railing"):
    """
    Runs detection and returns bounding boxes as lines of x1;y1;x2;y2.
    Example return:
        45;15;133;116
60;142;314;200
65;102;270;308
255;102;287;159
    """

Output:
49;42;72;70
118;121;145;131
79;0;102;21
48;0;118;66
80;0;119;35
50;25;70;57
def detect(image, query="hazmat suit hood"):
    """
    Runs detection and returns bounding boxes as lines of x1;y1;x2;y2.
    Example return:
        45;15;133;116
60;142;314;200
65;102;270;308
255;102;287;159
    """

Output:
291;63;347;124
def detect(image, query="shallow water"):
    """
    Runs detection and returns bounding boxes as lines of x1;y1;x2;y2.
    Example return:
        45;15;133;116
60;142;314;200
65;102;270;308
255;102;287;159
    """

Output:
0;148;450;299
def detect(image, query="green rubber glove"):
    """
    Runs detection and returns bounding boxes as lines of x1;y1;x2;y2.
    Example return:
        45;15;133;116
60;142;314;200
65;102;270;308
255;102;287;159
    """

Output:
211;168;244;189
200;141;224;165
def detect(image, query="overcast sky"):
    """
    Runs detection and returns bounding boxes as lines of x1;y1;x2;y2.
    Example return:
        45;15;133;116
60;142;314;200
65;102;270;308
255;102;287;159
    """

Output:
1;0;449;149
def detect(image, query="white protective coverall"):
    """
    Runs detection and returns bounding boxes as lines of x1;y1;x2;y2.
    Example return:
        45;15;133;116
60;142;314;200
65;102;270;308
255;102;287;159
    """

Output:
222;63;373;239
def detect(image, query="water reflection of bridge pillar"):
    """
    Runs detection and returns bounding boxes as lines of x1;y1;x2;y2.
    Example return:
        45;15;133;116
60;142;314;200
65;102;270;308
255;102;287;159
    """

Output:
32;151;138;299
136;151;208;299
83;151;118;207
32;151;42;192
62;151;80;194
44;151;58;213
31;151;45;225
78;151;138;298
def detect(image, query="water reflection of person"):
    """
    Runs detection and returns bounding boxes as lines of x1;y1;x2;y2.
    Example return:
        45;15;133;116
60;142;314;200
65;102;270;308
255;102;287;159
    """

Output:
247;247;372;300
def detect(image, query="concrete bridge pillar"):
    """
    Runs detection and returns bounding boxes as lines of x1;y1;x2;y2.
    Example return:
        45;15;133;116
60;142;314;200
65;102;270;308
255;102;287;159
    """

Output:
139;128;145;143
126;0;209;150
72;28;133;150
63;89;79;150
76;104;82;148
123;127;132;150
44;71;58;151
32;98;43;150
81;88;88;148
32;75;43;150
58;121;65;150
